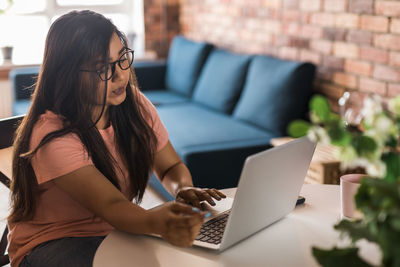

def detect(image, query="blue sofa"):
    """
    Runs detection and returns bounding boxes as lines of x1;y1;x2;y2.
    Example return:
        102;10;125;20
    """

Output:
136;36;316;188
9;36;316;189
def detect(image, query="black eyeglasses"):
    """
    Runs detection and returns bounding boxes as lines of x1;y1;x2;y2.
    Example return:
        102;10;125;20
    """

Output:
80;49;134;81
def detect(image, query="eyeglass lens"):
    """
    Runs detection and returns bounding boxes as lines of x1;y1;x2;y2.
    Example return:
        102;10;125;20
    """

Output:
100;50;134;81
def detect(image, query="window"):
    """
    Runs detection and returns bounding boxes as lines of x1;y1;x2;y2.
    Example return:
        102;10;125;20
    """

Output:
0;0;145;65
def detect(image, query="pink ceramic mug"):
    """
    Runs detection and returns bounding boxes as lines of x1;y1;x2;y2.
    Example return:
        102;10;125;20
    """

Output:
340;174;365;219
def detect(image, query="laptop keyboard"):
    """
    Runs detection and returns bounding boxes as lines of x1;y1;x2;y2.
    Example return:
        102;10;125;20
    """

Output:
196;211;230;245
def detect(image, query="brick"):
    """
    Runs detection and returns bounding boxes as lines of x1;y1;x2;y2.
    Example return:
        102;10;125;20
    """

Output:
323;28;347;41
311;13;335;27
360;46;389;64
347;30;372;45
300;49;322;64
374;34;400;51
391;19;400;34
344;59;372;76
282;10;300;21
333;42;359;59
388;83;400;97
373;65;400;82
275;36;290;46
317;66;334;80
310;40;332;54
359;77;386;95
301;12;312;23
262;0;281;9
260;20;282;34
301;25;323;39
389;52;400;67
283;0;299;9
360;15;389;32
324;0;347;12
375;1;400;17
335;13;359;28
283;22;300;35
300;0;321;11
279;47;299;60
349;0;373;14
333;72;358;88
315;81;346;100
322;55;344;70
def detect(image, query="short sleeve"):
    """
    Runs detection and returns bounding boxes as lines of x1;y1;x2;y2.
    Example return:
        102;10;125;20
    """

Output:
138;91;169;151
31;133;93;184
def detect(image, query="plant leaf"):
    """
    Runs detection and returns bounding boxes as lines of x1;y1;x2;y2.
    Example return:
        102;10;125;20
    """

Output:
381;152;400;182
310;95;331;122
312;247;374;267
352;135;378;158
287;120;311;138
334;220;378;243
327;126;351;146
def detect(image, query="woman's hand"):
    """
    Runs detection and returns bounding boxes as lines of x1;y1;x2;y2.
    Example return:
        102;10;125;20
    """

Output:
147;202;206;247
176;187;226;209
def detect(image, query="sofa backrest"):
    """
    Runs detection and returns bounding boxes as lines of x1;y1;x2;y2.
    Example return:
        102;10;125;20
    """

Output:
165;36;213;97
192;49;251;114
232;55;316;136
9;66;40;100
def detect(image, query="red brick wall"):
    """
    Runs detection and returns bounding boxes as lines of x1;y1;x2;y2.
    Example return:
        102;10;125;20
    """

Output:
144;0;180;58
144;0;400;106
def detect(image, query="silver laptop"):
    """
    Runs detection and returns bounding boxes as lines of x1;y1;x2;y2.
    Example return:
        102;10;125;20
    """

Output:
192;137;316;251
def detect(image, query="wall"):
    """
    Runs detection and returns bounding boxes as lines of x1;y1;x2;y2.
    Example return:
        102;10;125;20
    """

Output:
146;0;400;108
144;0;181;58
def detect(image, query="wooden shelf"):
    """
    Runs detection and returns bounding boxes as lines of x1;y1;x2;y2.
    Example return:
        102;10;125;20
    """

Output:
0;62;40;80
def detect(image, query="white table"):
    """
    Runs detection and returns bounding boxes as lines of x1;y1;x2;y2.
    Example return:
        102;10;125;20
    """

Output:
93;185;380;267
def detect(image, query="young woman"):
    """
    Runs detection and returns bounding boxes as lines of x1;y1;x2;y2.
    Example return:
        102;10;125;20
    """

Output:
8;10;225;267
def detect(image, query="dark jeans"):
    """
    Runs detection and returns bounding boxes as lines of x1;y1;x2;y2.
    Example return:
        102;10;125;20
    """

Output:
19;236;106;267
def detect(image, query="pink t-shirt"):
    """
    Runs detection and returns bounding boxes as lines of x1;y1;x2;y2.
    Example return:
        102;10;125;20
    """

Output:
8;92;169;267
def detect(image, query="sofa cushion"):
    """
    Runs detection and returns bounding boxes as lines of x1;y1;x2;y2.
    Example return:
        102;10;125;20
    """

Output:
13;100;31;116
192;49;251;114
232;55;315;136
165;36;213;97
144;90;190;106
156;103;274;156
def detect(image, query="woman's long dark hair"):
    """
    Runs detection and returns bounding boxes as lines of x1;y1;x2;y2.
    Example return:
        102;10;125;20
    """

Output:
9;10;157;223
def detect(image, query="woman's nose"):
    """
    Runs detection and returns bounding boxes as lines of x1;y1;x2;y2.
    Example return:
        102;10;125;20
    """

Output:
112;64;127;82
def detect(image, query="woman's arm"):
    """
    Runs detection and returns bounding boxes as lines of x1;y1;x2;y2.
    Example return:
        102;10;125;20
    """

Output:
53;165;204;247
153;141;226;208
153;141;193;195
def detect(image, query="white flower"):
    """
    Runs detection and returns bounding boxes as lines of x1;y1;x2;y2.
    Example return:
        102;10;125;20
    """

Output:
337;146;358;165
388;96;400;117
310;112;321;124
366;160;386;178
307;126;330;145
340;157;369;172
361;95;383;126
365;115;396;147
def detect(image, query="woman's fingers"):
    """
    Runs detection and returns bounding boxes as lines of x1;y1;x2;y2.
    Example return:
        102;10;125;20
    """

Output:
195;190;215;206
170;201;195;214
215;189;227;198
176;187;227;208
164;206;205;247
206;189;222;200
183;190;202;208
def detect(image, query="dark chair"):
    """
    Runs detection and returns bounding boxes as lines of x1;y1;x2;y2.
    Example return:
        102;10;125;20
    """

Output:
0;115;24;266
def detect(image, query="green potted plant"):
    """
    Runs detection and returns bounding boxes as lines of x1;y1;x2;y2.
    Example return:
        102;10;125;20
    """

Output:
288;94;400;267
0;0;15;62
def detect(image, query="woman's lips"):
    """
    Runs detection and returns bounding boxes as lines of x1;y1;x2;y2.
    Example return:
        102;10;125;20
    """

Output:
112;87;125;95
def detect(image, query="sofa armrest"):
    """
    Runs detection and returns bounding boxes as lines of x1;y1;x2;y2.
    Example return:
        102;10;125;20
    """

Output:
182;144;272;189
133;60;167;91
